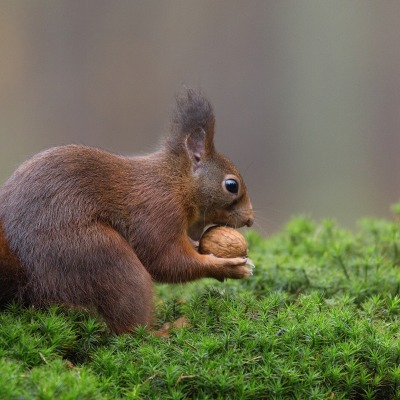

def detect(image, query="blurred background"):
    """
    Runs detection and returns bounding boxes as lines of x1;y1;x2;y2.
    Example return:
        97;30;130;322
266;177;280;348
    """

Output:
1;1;399;236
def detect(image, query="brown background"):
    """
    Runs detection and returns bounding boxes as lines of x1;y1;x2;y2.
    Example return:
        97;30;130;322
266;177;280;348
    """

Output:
1;1;399;236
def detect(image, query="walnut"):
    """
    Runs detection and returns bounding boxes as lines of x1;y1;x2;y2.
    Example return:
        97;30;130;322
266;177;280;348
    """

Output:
198;226;248;258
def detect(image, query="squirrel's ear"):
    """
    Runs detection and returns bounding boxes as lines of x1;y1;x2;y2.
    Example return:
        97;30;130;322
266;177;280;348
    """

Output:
185;129;207;170
168;88;215;163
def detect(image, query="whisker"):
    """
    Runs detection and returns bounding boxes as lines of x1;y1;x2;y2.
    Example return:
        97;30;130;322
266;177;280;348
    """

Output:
241;159;256;180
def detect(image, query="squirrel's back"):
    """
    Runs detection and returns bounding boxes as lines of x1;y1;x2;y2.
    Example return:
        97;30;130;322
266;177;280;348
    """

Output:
0;145;126;235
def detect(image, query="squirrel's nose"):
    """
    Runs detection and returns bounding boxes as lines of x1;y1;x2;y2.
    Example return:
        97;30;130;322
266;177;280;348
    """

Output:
246;216;254;227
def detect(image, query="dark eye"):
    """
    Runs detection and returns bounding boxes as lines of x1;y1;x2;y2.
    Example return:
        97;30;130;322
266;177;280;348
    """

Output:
225;179;239;194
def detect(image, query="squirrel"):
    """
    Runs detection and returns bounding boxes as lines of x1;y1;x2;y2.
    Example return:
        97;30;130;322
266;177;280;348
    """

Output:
0;89;254;334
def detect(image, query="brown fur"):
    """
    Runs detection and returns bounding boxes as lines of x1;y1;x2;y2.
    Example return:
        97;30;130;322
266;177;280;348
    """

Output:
0;89;253;333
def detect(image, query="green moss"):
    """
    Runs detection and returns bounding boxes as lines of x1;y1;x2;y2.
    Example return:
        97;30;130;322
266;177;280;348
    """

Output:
1;211;400;399
391;202;400;216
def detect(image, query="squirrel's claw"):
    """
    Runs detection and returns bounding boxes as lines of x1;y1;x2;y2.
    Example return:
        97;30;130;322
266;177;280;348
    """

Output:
246;259;255;270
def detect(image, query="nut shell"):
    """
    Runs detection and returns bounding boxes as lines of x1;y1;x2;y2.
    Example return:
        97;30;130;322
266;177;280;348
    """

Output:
198;226;248;258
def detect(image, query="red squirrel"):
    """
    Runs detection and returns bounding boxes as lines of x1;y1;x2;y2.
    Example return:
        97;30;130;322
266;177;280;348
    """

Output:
0;89;254;333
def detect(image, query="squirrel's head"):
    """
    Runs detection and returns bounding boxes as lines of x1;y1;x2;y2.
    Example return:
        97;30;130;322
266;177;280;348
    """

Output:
167;89;254;238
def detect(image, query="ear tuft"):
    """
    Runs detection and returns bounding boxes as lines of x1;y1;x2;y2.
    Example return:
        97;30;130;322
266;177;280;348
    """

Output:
167;88;215;157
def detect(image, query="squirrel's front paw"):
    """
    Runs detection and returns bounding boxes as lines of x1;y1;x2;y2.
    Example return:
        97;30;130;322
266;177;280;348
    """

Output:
209;255;252;282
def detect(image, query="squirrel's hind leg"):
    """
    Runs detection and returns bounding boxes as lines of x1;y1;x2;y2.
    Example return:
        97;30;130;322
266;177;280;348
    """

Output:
84;224;154;334
0;222;23;305
21;223;154;334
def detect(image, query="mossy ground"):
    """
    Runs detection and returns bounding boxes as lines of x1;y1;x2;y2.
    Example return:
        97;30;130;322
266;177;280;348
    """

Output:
1;209;400;399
